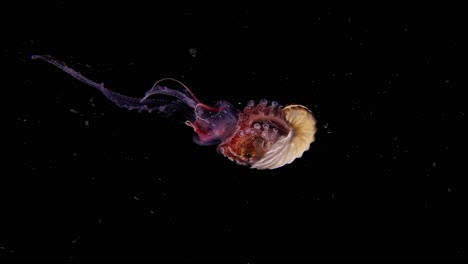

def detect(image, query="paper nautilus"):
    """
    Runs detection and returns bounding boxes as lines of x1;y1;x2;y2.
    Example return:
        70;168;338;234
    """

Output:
32;55;317;169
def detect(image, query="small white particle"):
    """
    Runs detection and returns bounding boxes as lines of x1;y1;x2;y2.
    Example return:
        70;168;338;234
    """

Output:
448;187;451;193
84;120;89;126
331;193;335;199
69;109;80;115
133;196;140;201
73;153;78;157
189;48;197;57
71;236;80;243
98;219;102;224
432;162;437;168
149;210;155;214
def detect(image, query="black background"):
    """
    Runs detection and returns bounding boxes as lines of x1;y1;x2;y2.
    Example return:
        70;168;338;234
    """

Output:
3;2;466;262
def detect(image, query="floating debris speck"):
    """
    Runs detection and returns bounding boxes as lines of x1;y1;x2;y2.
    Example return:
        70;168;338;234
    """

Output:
71;236;80;244
189;48;197;57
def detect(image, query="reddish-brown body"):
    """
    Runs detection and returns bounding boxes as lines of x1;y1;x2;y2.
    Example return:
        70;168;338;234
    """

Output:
217;99;291;166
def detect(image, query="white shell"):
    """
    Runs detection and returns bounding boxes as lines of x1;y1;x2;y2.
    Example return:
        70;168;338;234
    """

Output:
251;105;317;169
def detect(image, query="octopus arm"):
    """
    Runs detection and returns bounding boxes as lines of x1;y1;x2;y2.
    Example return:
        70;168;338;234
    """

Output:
251;105;317;169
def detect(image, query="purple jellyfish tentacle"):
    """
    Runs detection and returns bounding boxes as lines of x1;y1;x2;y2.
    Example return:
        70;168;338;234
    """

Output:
186;100;239;146
31;55;194;114
140;78;201;109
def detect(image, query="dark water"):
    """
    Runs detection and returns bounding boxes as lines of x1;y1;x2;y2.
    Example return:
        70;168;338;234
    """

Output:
3;2;466;262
